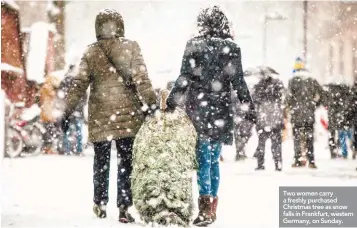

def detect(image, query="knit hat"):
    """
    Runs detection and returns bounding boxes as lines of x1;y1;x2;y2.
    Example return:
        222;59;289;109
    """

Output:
293;57;305;72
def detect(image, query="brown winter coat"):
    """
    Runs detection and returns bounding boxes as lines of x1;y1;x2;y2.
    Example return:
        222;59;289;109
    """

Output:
65;10;157;142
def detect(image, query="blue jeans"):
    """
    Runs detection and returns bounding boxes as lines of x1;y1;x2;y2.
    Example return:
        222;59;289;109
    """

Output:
338;129;352;158
64;118;83;153
196;139;222;197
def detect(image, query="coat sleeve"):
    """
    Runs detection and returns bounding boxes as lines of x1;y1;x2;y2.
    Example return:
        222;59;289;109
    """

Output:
64;56;91;117
131;41;157;108
166;41;194;109
230;47;254;106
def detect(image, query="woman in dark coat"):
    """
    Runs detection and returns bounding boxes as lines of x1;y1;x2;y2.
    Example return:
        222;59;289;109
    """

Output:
167;6;255;226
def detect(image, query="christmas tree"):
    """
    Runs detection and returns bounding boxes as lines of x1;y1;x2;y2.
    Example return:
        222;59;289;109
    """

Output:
132;91;197;226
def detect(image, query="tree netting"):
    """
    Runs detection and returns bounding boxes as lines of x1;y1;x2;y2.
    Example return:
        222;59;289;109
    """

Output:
132;108;197;227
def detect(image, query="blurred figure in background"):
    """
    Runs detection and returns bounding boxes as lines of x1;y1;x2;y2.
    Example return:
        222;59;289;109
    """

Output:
322;83;353;159
348;82;357;161
59;64;87;155
322;84;348;158
40;75;61;154
232;68;260;161
285;60;323;169
253;67;284;171
338;85;355;159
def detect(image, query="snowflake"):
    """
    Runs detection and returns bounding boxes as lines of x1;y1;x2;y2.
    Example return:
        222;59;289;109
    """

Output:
107;135;113;141
189;59;196;68
222;46;230;54
200;101;208;107
214;119;225;128
109;66;116;73
197;93;204;99
141;104;149;112
241;103;249;111
57;90;65;99
264;126;271;132
212;81;222;91
110;114;116;121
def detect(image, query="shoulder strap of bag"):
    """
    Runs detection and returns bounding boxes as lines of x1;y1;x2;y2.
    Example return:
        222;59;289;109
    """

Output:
97;41;143;109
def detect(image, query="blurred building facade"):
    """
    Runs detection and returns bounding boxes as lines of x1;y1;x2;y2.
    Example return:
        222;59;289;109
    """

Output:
1;1;66;106
1;1;27;103
17;0;66;73
308;1;357;85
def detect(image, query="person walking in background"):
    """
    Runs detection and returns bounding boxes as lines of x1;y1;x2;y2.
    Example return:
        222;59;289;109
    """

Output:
232;68;260;161
351;82;357;161
338;85;354;159
167;6;255;226
338;128;352;158
59;64;87;155
322;83;353;159
322;84;343;159
61;9;157;223
285;61;323;169
349;82;357;167
40;74;62;154
253;68;284;171
232;91;251;161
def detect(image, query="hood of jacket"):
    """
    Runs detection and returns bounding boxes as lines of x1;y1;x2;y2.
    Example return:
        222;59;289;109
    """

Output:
95;9;124;40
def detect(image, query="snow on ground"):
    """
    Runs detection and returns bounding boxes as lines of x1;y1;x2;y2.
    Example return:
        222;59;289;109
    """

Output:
2;137;356;228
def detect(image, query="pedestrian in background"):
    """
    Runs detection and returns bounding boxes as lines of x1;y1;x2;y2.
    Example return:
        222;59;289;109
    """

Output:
285;64;323;169
59;64;87;155
253;68;284;171
40;75;61;154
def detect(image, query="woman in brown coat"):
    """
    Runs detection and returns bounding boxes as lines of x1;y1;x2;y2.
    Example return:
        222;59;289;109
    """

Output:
63;9;157;223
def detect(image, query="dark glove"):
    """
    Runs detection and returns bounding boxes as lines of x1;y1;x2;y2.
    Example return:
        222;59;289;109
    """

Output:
61;116;70;133
163;98;176;113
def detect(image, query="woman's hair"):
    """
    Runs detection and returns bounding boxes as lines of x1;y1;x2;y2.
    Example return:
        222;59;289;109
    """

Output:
197;5;233;39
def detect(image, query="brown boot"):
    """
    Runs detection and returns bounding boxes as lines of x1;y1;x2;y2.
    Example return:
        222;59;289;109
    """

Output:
193;195;212;226
118;205;135;223
211;197;218;222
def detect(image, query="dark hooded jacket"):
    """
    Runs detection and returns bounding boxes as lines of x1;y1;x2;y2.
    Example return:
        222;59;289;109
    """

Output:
64;9;157;142
167;6;254;145
285;70;323;127
253;75;284;131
